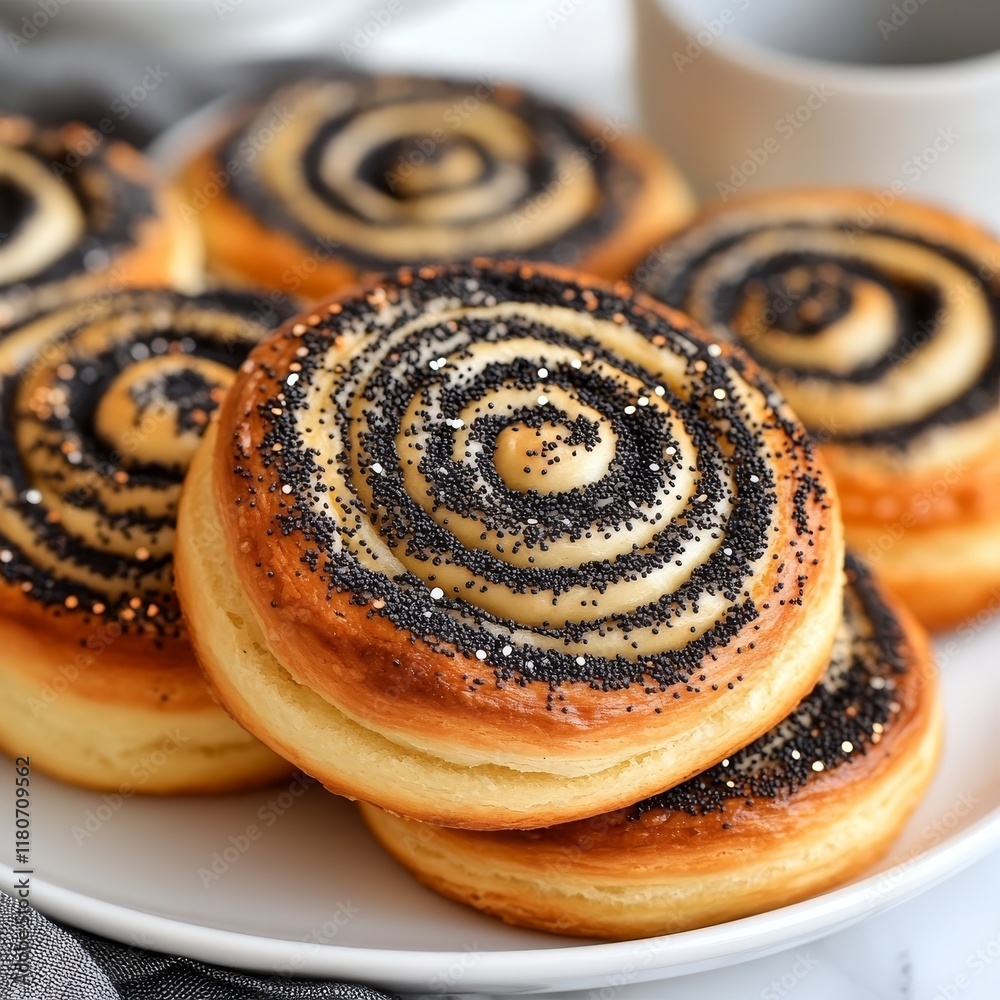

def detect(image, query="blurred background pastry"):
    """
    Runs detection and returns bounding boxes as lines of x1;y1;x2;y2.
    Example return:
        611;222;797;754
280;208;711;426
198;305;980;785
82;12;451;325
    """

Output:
0;116;198;331
642;189;1000;631
176;73;693;298
0;287;295;793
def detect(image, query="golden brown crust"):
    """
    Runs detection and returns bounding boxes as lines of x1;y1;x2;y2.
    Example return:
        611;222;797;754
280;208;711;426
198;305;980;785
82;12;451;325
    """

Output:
548;129;694;282
0;592;293;795
847;504;1000;631
0;580;207;710
176;75;693;295
666;185;1000;253
177;259;845;828
360;570;942;938
220;434;841;761
178;430;841;827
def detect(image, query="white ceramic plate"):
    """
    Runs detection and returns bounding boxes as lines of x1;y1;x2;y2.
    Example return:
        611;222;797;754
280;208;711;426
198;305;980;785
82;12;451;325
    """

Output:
3;617;1000;996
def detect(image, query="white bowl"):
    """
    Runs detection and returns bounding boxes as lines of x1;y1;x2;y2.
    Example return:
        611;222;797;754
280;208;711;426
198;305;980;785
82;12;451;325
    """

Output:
635;0;1000;229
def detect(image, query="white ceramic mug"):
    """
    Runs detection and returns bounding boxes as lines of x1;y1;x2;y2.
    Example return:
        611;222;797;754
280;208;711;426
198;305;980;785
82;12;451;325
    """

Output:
635;0;1000;229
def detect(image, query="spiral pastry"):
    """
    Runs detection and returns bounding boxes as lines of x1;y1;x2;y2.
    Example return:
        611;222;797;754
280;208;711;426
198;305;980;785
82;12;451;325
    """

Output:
176;261;844;829
361;555;942;938
0;288;296;793
178;74;693;297
0;116;197;331
642;190;1000;630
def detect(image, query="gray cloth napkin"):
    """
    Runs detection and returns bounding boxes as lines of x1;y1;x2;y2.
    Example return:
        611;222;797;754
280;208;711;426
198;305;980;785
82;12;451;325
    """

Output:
0;891;397;1000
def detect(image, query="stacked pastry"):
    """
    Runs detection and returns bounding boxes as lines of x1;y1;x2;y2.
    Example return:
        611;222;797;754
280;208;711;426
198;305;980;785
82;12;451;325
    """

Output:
360;554;939;937
174;260;942;935
0;89;951;940
641;190;1000;630
0;114;296;793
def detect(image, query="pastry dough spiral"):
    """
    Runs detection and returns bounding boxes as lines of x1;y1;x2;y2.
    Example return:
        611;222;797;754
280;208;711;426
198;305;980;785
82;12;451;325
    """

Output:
176;261;844;828
180;74;692;296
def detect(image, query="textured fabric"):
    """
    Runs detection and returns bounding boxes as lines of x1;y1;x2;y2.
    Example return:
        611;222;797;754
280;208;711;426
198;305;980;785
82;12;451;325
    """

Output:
0;892;397;1000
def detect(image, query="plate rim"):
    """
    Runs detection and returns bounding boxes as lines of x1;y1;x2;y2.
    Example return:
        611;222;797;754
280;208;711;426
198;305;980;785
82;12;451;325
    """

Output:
11;806;1000;993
